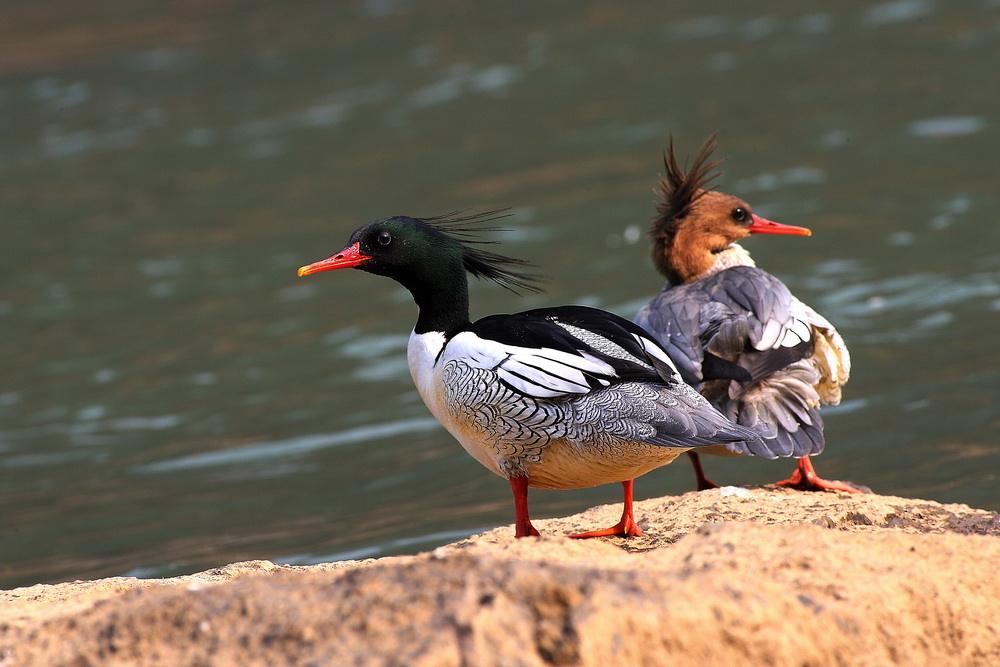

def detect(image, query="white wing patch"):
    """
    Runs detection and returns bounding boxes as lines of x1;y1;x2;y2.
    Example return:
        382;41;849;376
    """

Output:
753;316;812;351
633;333;679;374
442;331;616;399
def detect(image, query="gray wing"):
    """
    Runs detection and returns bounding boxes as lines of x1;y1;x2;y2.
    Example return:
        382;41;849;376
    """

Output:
718;360;825;457
634;267;825;458
634;287;708;387
441;364;769;460
692;267;813;380
442;309;766;459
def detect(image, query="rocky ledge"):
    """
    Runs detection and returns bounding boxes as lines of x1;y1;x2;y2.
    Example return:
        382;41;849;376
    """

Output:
2;488;999;666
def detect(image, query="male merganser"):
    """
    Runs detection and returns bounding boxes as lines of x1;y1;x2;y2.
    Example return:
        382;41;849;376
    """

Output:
634;138;862;493
298;212;765;537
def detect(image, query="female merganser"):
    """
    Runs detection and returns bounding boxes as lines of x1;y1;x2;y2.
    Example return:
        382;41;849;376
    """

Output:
298;212;765;537
634;138;863;493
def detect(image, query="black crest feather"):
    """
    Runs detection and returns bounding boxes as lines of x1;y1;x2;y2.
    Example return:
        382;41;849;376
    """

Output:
652;134;722;235
422;210;545;294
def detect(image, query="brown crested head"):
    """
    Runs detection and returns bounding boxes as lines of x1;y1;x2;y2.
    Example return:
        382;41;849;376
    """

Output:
649;136;811;283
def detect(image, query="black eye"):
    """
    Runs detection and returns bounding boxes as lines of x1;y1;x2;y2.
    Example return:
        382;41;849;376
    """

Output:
731;207;749;223
378;231;392;246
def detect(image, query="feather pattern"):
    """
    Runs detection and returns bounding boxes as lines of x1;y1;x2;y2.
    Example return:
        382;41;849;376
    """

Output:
634;260;851;458
410;305;765;483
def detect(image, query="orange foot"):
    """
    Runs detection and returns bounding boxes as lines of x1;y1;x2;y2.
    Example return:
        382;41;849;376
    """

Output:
569;480;645;538
569;514;644;539
517;524;541;538
509;477;542;538
774;457;870;494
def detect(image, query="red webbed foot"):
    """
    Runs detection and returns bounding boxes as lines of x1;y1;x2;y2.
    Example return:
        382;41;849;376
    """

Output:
568;514;644;539
568;479;645;539
774;457;870;494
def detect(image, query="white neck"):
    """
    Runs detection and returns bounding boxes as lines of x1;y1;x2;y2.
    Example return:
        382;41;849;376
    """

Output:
702;242;755;278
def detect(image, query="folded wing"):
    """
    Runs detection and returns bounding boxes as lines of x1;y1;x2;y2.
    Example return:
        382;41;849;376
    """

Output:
635;266;847;458
441;305;764;453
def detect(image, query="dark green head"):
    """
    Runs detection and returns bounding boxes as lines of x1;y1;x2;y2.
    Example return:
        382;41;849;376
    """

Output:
298;211;542;333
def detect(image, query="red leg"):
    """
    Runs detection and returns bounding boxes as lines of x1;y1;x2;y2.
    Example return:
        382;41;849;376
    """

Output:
569;480;645;539
509;476;540;537
687;451;719;491
774;456;868;493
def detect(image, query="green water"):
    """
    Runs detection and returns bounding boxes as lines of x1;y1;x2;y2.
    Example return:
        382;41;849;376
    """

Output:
2;0;999;588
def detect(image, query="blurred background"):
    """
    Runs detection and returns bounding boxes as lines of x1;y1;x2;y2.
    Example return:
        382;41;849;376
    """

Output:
2;0;998;589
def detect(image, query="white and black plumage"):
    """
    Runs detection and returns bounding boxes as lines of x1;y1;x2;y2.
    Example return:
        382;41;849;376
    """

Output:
420;305;759;486
299;212;766;538
634;137;861;493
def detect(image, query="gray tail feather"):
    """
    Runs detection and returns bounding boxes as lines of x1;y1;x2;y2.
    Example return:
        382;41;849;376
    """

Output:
777;408;825;457
646;388;771;453
653;413;770;455
648;418;767;451
723;405;825;458
717;421;770;456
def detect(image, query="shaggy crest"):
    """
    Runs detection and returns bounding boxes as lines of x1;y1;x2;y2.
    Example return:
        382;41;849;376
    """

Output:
420;210;544;294
652;135;723;237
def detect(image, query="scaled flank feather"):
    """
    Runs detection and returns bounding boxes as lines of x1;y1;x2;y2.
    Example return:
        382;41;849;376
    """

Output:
422;210;545;294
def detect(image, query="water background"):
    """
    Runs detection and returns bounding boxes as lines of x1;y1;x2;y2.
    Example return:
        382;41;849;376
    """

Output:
2;0;999;588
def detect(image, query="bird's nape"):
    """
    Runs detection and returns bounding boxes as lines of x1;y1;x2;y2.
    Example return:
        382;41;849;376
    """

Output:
653;134;723;233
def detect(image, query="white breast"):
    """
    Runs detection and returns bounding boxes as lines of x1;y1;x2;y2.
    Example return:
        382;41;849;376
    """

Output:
407;330;446;414
406;329;505;476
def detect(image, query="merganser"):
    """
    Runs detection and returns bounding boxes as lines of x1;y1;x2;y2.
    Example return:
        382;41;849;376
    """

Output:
634;138;863;493
298;212;766;538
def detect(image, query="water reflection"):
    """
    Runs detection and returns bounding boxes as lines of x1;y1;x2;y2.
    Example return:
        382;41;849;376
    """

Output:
863;0;934;27
908;117;985;139
135;417;439;472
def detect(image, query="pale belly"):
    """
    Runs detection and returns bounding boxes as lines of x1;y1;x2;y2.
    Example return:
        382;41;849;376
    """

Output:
436;410;685;488
698;444;744;458
524;438;683;489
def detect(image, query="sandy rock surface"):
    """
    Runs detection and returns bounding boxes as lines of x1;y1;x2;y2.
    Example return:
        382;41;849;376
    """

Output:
2;488;998;666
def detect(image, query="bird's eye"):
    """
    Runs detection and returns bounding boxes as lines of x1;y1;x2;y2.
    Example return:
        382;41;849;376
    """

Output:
731;207;749;223
378;231;392;246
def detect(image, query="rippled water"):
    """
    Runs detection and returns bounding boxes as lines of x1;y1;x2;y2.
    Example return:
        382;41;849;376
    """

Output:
2;0;999;588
